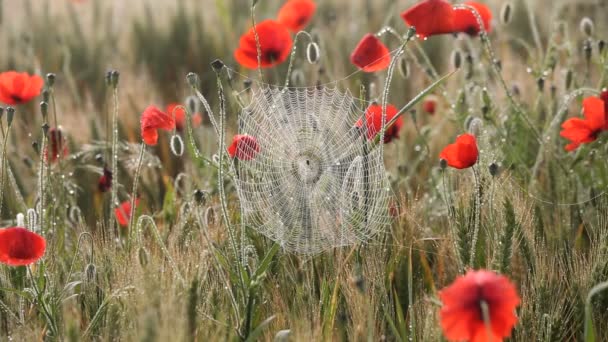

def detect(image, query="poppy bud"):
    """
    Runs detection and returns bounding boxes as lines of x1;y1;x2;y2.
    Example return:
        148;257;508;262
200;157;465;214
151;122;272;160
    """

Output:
583;39;593;62
500;3;512;25
42;89;50;103
186;95;199;115
41;123;50;136
105;70;112;86
550;85;557;99
565;69;573;90
467;117;483;136
489;162;499;177
580;17;594;37
85;263;97;284
306;42;320;64
536;77;545;92
493;59;502;71
32;141;39;154
46;73;56;87
599;40;606;55
511;84;521;97
439;158;448;170
110;70;119;88
6;107;15;126
451;49;462;69
186;72;199;88
194;189;207;206
40;101;49;120
290;69;305;86
398;57;410;79
243;79;253;91
27;208;38;231
138;247;149;267
170;134;184;157
406;26;416;40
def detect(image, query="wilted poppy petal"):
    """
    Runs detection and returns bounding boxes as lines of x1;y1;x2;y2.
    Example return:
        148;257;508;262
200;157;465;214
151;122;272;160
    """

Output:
350;34;391;72
401;0;455;38
234;20;293;69
277;0;316;32
0;227;46;266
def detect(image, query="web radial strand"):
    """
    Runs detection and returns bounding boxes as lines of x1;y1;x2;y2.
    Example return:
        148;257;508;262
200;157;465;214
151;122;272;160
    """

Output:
234;85;395;254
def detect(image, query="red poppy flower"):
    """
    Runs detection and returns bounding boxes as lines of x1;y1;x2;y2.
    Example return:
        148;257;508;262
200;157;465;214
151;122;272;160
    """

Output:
140;105;176;146
166;103;203;131
453;1;493;36
98;167;112;192
350;34;391;72
0;227;46;266
560;96;606;151
355;104;404;143
423;96;438;115
227;135;260;160
44;127;69;163
277;0;317;32
0;71;44;105
115;198;140;227
234;20;293;69
439;133;478;169
401;0;455;39
439;269;520;342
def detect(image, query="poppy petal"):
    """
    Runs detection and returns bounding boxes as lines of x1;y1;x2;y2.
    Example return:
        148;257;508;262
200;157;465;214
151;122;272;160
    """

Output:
350;34;391;72
453;1;493;36
401;0;455;38
277;0;316;32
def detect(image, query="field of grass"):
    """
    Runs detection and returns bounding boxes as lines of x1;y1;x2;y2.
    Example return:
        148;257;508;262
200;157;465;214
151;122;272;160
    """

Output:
1;0;608;341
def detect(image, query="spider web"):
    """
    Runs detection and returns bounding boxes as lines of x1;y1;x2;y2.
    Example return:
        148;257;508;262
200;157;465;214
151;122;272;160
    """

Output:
233;85;395;254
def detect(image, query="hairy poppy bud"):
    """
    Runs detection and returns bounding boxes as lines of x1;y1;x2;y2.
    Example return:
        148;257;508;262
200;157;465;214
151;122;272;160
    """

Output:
243;79;253;91
536;77;545;92
500;3;512;25
186;72;199;88
489;162;499;177
85;263;97;284
565;69;573;90
211;59;224;72
599;40;606;55
41;89;50;103
451;49;462;69
138;247;149;267
110;70;119;88
194;189;207;206
306;42;320;64
580;17;594;37
583;39;593;62
40;101;49;120
439;158;448;170
32;141;39;154
398;57;410;78
170;134;184;157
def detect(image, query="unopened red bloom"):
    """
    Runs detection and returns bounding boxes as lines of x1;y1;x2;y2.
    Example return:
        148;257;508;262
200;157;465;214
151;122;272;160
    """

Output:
98;167;112;192
422;96;438;115
560;96;606;151
401;0;455;38
234;20;293;69
141;105;176;146
45;127;69;163
277;0;316;32
439;133;478;169
115;198;140;227
0;71;44;105
355;104;403;143
166;103;202;131
228;135;260;160
453;1;493;36
350;34;391;72
401;0;492;38
439;270;520;342
0;227;46;266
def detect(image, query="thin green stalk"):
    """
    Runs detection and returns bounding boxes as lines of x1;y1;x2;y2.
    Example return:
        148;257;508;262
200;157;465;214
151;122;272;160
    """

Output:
127;143;146;251
468;167;482;267
109;83;119;243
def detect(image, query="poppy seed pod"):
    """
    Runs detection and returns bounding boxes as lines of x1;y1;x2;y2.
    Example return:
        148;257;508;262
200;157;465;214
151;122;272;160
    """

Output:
580;17;594;37
46;73;56;87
